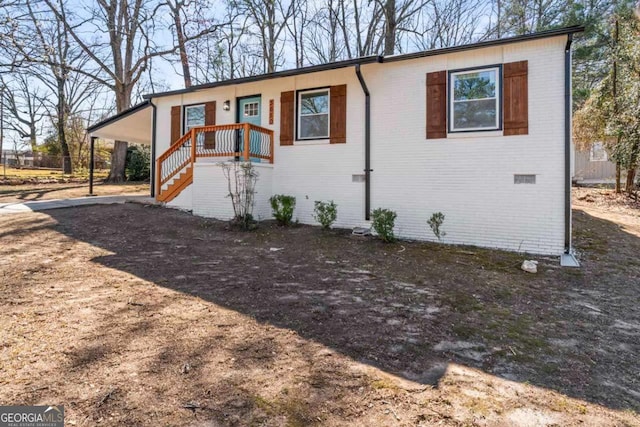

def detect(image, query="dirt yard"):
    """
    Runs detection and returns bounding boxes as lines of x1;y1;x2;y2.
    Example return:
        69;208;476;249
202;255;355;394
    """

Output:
0;188;638;426
0;182;149;204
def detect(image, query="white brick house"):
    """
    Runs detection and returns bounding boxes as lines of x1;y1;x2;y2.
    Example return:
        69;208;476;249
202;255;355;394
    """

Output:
88;26;583;263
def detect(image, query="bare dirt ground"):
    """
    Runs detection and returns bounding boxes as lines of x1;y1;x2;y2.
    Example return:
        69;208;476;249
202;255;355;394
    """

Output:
0;182;149;204
0;187;638;426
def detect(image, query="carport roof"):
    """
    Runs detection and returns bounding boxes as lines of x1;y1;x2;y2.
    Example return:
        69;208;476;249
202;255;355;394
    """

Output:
87;101;152;145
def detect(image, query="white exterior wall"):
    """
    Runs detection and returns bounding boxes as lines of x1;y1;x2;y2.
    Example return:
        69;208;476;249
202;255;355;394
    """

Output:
152;36;568;255
154;67;367;230
167;184;192;210
366;37;567;255
192;163;273;220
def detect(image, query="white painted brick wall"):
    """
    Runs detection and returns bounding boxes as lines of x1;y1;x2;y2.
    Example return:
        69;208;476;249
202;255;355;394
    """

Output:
192;163;273;221
153;36;569;255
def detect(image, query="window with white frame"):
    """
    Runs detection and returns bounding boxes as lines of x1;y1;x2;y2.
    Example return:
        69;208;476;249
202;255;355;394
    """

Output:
184;104;205;133
589;142;608;162
449;67;500;132
297;89;330;139
243;101;259;118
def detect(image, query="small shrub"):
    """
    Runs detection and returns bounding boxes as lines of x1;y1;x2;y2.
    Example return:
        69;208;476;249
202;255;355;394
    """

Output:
313;200;338;229
220;161;259;231
125;145;151;181
270;194;296;226
371;208;397;243
427;212;446;241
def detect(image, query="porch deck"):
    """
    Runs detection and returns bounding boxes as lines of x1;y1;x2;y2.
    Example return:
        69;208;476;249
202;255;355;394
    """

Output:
156;123;274;202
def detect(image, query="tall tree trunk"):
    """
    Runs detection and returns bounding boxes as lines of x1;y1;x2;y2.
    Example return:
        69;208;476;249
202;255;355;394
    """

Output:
383;0;396;55
625;168;636;194
57;78;72;174
29;124;38;153
106;85;132;182
496;0;501;38
615;161;621;193
173;4;192;88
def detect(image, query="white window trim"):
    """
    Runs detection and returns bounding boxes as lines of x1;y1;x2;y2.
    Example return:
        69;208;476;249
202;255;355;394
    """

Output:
297;88;330;140
589;143;609;162
449;67;500;133
184;104;205;134
243;101;259;118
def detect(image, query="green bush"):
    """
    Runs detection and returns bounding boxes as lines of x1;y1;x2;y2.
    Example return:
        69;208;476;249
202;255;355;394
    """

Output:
427;212;446;241
371;208;397;243
125;145;151;181
313;200;338;229
270;194;296;226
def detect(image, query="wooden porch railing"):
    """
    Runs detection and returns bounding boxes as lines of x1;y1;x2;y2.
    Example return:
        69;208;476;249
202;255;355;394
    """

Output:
156;123;274;202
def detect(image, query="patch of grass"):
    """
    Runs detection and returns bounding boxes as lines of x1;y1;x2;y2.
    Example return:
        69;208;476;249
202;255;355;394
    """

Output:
540;362;559;375
451;323;479;339
251;394;313;427
1;167;109;180
492;287;513;301
441;290;483;313
371;378;400;391
252;395;275;413
549;397;588;415
467;398;495;416
505;316;549;352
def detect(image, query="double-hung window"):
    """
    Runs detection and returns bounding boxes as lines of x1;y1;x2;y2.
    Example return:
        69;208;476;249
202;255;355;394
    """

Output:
297;89;330;139
449;67;500;132
184;104;205;134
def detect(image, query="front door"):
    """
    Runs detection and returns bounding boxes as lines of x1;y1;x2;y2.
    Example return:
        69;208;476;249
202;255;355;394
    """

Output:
237;96;262;161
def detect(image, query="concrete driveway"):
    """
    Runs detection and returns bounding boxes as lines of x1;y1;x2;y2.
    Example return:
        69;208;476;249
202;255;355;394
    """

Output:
0;195;155;216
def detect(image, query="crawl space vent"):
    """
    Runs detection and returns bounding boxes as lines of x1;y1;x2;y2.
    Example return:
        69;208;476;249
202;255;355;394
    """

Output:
514;174;536;184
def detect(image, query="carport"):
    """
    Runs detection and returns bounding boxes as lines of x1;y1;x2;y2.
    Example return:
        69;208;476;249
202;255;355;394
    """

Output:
86;101;154;196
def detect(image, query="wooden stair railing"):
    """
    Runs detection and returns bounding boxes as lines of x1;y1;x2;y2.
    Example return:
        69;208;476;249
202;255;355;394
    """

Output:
156;123;274;202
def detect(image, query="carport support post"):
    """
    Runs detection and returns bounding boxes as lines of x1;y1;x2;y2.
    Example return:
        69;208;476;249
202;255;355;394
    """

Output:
89;136;96;196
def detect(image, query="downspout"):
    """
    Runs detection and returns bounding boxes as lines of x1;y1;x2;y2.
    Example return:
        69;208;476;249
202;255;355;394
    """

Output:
150;99;157;198
355;64;372;220
562;33;579;266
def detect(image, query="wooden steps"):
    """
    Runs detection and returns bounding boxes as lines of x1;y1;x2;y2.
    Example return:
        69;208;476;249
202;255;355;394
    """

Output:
157;167;193;203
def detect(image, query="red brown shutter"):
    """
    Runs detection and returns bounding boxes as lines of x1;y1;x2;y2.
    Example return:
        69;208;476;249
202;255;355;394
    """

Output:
280;91;294;145
204;101;216;149
426;71;447;139
330;84;347;144
170;105;181;145
503;60;528;136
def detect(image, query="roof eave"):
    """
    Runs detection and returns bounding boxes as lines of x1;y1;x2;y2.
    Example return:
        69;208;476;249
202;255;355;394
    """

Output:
144;55;382;100
143;25;585;100
382;26;585;63
87;100;151;133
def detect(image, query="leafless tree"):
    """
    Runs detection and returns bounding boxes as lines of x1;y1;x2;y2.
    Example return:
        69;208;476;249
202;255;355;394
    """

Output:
234;0;295;73
164;0;227;88
41;0;221;180
0;73;47;152
285;0;309;66
411;0;487;50
305;0;344;64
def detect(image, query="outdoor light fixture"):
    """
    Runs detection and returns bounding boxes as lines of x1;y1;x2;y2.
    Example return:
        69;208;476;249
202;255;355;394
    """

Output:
223;100;231;111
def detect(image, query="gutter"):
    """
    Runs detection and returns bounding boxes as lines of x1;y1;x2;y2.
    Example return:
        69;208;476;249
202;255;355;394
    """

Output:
144;26;584;101
355;62;378;220
150;99;157;198
562;33;580;267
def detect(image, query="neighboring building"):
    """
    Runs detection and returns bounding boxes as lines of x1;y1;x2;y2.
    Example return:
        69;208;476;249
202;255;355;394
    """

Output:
88;26;583;263
1;149;34;167
573;142;617;183
573;142;640;185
